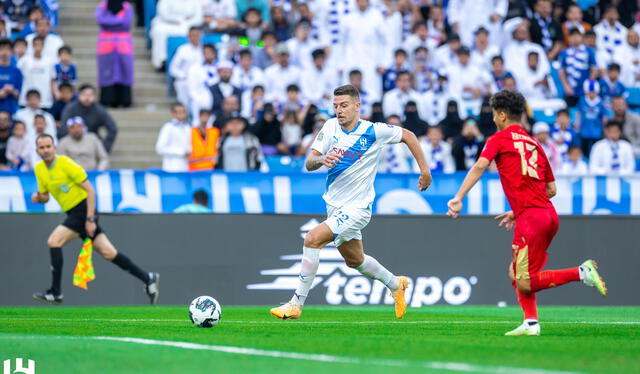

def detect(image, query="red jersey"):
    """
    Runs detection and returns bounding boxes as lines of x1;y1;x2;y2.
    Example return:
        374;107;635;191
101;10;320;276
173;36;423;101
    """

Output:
480;125;555;217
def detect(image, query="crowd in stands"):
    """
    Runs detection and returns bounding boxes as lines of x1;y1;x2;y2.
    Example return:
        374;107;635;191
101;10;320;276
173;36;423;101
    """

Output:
0;0;121;172
151;0;640;175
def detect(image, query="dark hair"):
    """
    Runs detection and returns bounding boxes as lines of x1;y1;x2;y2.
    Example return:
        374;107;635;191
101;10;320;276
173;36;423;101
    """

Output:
556;108;570;117
199;108;211;115
260;30;276;40
171;102;185;111
348;69;362;77
35;17;50;26
491;55;504;64
58;82;73;91
193;189;209;206
606;121;622;130
35;133;54;145
568;27;582;36
13;37;26;46
456;46;471;55
26;89;41;98
13;120;25;129
58;45;72;55
608;62;621;72
474;27;489;36
29;6;44;15
585;30;596;37
489;90;526;120
203;43;217;53
333;84;360;101
33;35;46;44
428;125;444;134
612;95;626;102
34;114;46;122
396;71;412;80
286;84;300;92
252;84;265;93
411;21;427;33
394;48;408;57
528;51;539;57
414;46;428;54
243;7;261;22
238;48;251;57
386;114;401;122
311;48;325;59
568;145;582;153
78;83;95;92
0;38;12;49
226;116;247;126
188;26;200;33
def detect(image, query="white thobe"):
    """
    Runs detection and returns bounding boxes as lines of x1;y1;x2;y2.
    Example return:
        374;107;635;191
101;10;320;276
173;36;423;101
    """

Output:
300;64;338;109
613;43;640;87
186;61;219;119
382;88;424;119
150;0;203;68
263;63;302;102
286;37;321;70
446;0;507;47
155;120;192;172
169;43;204;106
26;33;64;62
230;65;265;93
589;139;635;176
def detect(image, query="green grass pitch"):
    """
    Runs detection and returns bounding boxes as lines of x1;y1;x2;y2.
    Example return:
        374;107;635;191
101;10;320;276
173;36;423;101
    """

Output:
1;305;638;374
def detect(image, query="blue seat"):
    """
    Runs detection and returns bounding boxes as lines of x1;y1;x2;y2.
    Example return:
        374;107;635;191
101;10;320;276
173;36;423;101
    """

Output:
144;0;157;48
165;34;224;96
533;110;555;124
627;87;640;107
550;61;565;99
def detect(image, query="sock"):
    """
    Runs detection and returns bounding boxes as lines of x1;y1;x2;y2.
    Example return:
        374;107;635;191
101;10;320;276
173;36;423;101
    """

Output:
292;246;320;305
516;288;538;320
49;247;63;295
530;268;580;292
112;253;150;284
356;255;399;291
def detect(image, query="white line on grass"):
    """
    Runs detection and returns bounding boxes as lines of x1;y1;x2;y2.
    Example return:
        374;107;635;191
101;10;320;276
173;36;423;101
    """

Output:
1;317;639;325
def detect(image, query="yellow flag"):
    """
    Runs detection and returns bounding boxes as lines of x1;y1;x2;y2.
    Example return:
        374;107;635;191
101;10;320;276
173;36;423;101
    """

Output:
73;238;96;289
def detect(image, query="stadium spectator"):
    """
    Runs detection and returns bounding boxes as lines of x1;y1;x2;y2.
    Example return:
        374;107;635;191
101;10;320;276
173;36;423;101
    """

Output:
28;114;54;166
169;27;203;106
0;38;22;115
503;19;550;93
382;71;422;120
381;49;409;94
582;30;607;72
252;31;277;69
446;46;492;115
286;19;319;70
236;0;270;25
0;112;11;169
149;0;203;70
561;4;591;46
280;110;301;154
13;5;42;39
426;5;446;46
477;98;496;137
155;103;191;172
12;37;27;61
300;48;336;109
519;51;565;111
173;189;212;213
446;0;506;48
610;96;640;157
295;1;323;44
6;120;30;170
277;84;304;117
189;109;219;171
504;0;531;22
599;63;627;111
216;116;263;171
439;100;463;141
5;0;36;35
594;6;628;70
58;116;109;171
96;0;134;108
186;43;217;120
254;102;286;155
264;43;301;102
231;49;265;93
558;145;588;175
412;46;433;94
0;19;10;39
378;113;411;173
589;121;635;175
18;35;56;109
61;84;118;152
269;6;290;41
490;55;513;93
416;125;455;174
470;27;500;72
26;17;63;61
528;0;562;60
433;33;461;70
210;60;241;114
49;82;74;124
551;109;578;161
54;45;76;86
403;101;428;138
575;80;607;157
346;69;372;119
241;84;265;125
298;112;327;159
15;89;55;139
402;21;437;62
532;121;561;171
243;8;266;47
452;118;485;171
212;95;240;129
559;28;597;107
614;30;640;87
201;0;238;34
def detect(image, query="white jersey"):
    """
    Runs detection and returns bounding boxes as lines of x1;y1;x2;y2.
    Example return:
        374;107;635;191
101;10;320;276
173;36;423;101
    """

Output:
311;118;403;208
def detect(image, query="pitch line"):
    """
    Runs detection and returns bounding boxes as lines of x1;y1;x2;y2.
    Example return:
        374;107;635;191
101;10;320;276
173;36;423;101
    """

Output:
1;317;639;325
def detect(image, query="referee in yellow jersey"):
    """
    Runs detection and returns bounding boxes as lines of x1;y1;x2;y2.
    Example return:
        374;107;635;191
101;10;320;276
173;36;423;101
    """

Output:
31;134;160;304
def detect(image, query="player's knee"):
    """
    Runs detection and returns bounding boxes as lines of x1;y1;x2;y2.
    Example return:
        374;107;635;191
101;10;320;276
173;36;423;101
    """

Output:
516;280;532;293
345;257;362;268
47;235;63;248
303;232;323;248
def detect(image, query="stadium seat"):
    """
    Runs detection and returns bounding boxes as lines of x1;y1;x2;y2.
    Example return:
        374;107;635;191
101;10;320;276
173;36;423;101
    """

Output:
144;0;157;48
533;109;555;124
626;87;640;108
550;61;565;99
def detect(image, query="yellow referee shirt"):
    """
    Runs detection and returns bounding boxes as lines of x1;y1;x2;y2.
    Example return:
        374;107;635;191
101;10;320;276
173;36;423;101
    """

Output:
34;155;88;212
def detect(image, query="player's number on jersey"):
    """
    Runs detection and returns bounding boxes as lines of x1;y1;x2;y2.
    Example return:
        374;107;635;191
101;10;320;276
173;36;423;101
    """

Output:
514;141;540;179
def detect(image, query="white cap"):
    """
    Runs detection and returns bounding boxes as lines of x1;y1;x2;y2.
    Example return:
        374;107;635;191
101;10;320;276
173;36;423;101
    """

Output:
532;122;550;135
217;60;234;70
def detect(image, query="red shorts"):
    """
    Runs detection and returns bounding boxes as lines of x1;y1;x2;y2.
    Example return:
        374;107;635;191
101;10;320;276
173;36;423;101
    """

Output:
511;208;559;280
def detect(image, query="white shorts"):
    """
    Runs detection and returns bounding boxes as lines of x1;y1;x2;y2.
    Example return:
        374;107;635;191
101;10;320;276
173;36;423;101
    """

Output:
325;204;372;246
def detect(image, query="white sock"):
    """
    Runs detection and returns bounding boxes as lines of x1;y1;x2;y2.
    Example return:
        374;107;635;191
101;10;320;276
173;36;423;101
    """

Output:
291;246;320;305
356;255;399;291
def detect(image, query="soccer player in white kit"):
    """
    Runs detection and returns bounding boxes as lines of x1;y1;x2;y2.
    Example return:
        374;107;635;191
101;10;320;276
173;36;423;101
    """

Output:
270;85;432;320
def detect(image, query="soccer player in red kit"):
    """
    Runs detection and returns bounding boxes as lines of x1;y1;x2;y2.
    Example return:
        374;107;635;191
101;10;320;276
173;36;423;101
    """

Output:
446;90;607;336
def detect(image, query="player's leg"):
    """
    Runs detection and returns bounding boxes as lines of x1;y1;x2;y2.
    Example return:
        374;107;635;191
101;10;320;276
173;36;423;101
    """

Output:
269;222;333;319
93;232;160;304
33;225;78;304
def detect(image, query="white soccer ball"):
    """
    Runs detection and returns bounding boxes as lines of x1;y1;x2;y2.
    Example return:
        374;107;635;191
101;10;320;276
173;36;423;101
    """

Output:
189;296;222;328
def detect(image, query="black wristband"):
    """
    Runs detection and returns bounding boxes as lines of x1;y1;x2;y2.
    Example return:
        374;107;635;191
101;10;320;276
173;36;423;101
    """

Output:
86;216;97;223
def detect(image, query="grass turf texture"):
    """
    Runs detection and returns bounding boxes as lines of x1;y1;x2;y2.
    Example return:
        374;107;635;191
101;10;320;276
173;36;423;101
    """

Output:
0;306;638;374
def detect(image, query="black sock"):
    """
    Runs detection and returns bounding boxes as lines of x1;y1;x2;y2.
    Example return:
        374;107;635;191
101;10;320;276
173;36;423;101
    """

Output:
50;247;63;295
112;253;150;284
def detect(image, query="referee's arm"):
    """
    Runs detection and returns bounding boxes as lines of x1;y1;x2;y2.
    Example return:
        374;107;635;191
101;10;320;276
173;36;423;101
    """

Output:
78;180;96;219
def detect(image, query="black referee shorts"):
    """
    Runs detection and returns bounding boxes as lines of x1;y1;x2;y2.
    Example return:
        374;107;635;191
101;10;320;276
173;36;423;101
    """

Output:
62;199;104;240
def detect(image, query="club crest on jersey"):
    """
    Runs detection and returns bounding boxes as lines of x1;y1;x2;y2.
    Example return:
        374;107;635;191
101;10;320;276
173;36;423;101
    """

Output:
359;138;367;150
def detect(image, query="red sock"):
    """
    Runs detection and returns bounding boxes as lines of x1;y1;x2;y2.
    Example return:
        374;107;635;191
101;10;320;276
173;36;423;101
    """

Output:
530;268;580;292
516;289;538;320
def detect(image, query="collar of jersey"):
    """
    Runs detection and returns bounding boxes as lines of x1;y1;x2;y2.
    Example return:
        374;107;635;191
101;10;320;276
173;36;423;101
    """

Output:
340;120;361;135
47;155;59;170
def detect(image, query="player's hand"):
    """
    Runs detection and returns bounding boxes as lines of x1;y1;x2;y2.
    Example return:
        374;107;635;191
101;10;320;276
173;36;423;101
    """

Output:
322;153;342;168
85;221;97;238
446;197;463;219
31;192;41;203
495;211;515;231
418;173;432;191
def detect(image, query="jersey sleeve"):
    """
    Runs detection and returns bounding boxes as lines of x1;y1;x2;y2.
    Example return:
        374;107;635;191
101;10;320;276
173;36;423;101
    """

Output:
479;134;501;162
63;157;88;185
374;122;403;145
311;121;332;154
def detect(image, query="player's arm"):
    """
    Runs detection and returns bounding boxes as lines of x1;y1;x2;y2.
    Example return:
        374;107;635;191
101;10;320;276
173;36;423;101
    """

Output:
305;149;342;171
401;128;431;191
546;181;557;198
31;190;49;203
446;157;491;218
78;180;97;237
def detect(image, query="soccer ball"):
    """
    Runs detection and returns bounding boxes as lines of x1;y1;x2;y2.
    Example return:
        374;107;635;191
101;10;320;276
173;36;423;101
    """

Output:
189;296;222;328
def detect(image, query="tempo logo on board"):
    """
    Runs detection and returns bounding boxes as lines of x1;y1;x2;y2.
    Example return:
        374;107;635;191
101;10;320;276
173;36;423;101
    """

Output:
247;220;478;306
3;359;35;374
